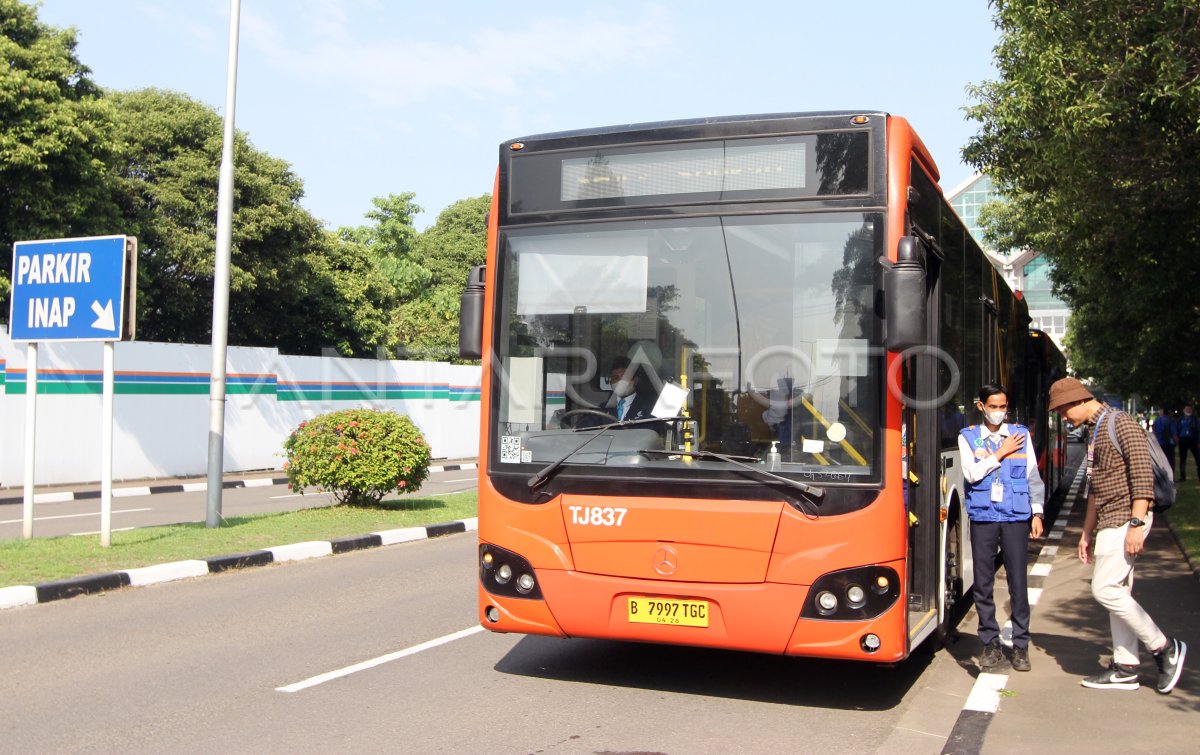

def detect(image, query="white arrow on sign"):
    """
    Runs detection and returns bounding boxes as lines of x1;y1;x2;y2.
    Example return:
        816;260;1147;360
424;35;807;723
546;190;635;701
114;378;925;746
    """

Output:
91;299;115;331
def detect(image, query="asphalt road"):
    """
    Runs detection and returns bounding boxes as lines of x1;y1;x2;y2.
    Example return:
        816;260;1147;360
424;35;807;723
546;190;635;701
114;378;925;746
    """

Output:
0;531;975;754
0;466;479;540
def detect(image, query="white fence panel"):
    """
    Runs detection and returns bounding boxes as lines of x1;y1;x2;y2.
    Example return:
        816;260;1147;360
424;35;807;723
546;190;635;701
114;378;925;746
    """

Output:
0;333;479;487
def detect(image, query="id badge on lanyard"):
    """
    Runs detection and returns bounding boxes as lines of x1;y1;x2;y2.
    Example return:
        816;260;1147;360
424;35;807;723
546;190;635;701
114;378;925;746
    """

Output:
987;435;1004;503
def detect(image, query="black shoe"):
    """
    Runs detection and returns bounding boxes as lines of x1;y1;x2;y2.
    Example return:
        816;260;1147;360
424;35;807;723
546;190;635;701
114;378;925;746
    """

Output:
1153;638;1187;694
1012;646;1031;672
1081;662;1139;690
980;638;1004;670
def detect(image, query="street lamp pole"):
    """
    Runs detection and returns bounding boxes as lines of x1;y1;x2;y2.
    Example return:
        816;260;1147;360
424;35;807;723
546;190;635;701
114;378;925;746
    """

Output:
206;0;241;527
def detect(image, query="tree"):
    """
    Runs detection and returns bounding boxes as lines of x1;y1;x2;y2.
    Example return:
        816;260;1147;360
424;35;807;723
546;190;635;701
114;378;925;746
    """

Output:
337;193;431;300
963;0;1200;404
394;194;490;360
107;88;396;355
0;0;120;310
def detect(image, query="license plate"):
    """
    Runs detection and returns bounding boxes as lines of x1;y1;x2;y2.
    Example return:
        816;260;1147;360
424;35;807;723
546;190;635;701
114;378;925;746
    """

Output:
627;596;709;627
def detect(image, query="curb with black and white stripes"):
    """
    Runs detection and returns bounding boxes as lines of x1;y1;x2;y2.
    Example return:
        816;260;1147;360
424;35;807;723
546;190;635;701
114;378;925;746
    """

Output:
0;463;477;506
0;516;478;611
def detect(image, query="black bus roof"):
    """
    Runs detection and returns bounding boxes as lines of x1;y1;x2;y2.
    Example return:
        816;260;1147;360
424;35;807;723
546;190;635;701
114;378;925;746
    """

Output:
507;110;890;145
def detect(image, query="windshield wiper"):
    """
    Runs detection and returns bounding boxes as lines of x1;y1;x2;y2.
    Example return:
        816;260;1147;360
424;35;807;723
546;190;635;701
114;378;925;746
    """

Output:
639;448;826;509
527;416;684;491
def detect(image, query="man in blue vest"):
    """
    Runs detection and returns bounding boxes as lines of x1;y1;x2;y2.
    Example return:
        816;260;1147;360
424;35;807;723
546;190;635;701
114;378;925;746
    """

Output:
958;383;1046;672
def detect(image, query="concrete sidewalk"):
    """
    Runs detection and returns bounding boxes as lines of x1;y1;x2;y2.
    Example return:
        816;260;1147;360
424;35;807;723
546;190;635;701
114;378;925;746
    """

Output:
942;468;1200;753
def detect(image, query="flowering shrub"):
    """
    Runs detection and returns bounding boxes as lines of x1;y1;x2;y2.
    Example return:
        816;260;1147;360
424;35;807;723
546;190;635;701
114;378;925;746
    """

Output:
282;409;431;506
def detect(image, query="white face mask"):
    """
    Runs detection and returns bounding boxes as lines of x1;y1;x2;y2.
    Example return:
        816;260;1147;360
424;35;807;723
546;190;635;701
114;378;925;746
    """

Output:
612;379;635;398
984;409;1006;426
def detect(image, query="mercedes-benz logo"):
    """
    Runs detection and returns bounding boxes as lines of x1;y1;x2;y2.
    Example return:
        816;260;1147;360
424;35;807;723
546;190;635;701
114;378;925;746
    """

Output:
653;545;679;576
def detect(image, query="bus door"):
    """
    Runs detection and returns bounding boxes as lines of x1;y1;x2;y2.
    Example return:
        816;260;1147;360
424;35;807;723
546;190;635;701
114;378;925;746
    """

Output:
903;247;944;642
900;161;946;645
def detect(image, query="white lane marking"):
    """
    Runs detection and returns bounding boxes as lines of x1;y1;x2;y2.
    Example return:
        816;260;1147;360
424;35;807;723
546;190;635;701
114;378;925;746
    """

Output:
0;508;152;525
429;489;474;497
277;625;485;693
443;477;477;483
269;493;308;500
964;672;1009;713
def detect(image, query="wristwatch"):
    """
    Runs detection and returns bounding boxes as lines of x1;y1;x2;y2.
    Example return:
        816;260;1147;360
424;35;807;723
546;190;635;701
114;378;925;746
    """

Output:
1128;517;1146;527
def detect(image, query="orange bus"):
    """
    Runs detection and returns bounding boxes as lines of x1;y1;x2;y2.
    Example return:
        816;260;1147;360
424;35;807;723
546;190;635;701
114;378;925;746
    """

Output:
459;111;1060;662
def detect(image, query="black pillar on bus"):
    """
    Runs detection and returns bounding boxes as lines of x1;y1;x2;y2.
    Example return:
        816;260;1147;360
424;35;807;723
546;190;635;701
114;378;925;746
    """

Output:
459;265;486;360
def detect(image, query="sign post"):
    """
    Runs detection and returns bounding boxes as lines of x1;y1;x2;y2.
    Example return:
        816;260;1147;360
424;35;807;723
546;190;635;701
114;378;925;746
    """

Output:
8;235;134;545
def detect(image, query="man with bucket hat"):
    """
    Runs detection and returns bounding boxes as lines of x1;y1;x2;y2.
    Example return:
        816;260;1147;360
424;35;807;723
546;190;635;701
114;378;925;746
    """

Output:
1048;377;1186;693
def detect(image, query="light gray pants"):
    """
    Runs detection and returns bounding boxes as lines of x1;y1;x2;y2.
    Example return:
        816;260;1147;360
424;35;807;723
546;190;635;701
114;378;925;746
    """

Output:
1092;516;1167;666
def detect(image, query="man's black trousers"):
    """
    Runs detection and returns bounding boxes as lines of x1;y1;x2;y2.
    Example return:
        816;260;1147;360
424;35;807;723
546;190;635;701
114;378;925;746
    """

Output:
970;519;1032;649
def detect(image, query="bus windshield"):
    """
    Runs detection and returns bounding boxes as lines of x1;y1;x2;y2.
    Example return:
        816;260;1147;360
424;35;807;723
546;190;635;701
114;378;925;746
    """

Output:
492;212;884;485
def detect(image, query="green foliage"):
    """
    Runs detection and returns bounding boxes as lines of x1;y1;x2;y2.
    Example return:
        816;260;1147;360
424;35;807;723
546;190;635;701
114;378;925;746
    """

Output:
1;2;485;358
339;193;432;300
964;0;1200;404
394;194;491;361
107;88;398;355
0;0;121;310
283;408;432;506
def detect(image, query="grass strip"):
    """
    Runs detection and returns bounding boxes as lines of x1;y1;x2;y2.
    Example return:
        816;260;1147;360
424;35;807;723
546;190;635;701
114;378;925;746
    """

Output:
0;492;477;588
1167;483;1200;567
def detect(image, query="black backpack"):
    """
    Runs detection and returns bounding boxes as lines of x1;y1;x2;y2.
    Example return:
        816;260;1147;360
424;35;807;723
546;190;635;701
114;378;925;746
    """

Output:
1105;412;1176;513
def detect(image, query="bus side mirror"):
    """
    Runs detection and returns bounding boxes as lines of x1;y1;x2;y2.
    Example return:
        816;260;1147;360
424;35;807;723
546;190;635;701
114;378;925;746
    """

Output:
883;237;926;352
458;265;486;359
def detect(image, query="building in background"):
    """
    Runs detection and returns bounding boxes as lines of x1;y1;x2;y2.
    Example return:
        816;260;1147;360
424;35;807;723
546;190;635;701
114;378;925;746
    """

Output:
947;173;1072;352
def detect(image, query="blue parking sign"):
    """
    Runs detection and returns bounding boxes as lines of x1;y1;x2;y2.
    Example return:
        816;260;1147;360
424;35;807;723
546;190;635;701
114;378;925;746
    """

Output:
9;235;129;342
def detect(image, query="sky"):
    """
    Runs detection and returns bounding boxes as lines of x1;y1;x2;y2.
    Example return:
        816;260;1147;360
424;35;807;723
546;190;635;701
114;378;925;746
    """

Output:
36;0;1001;231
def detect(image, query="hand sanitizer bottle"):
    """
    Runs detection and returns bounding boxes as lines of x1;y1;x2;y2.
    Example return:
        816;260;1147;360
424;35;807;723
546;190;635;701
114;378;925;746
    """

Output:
767;441;781;472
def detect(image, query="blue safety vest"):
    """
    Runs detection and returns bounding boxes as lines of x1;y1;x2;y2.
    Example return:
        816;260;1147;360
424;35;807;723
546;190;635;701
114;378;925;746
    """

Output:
960;424;1032;523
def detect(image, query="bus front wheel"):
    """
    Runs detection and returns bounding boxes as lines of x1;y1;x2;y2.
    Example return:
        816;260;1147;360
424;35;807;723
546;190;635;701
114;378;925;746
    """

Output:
937;514;965;646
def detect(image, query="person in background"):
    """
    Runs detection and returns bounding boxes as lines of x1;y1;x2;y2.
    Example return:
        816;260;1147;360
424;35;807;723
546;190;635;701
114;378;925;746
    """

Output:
1176;404;1199;482
958;383;1045;673
1152;407;1176;477
1048;377;1186;694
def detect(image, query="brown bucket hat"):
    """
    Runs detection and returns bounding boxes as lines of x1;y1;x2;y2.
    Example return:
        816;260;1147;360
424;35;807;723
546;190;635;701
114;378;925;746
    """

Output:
1048;377;1094;412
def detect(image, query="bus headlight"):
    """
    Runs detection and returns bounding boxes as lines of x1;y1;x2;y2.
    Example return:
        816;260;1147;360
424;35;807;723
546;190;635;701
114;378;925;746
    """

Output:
816;591;838;615
801;565;900;621
479;544;543;600
846;584;866;608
